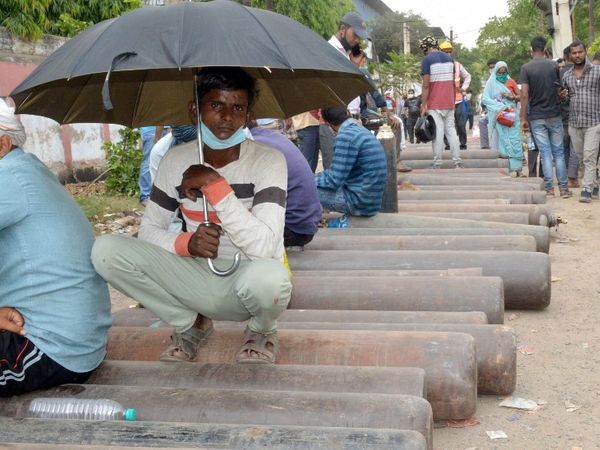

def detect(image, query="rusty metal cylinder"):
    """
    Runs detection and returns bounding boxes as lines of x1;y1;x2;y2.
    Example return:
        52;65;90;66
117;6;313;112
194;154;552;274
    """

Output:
396;203;555;227
396;190;546;204
401;149;501;160
378;125;398;213
112;307;488;327
393;211;532;224
292;268;484;276
105;327;478;420
288;251;551;310
344;215;551;253
89;362;426;397
306;234;536;252
286;276;504;323
398;173;544;189
1;384;433;443
411;184;536;191
0;418;429;450
262;323;516;395
403;159;507;169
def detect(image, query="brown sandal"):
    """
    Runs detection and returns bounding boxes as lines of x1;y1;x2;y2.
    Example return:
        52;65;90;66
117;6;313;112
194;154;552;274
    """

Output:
236;327;279;364
159;325;214;362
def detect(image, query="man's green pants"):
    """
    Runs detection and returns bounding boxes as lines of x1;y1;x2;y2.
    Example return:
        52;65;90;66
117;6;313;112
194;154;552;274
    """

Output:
92;235;292;334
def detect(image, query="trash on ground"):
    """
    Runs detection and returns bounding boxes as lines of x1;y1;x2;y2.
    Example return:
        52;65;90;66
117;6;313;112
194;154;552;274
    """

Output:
486;430;508;440
447;417;480;428
499;395;539;411
506;413;521;422
551;276;562;282
517;344;534;355
507;313;519;321
565;400;581;412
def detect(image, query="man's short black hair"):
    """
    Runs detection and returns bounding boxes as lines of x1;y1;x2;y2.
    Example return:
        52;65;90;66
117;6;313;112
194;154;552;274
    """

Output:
196;67;257;107
487;58;498;67
569;40;587;53
531;36;547;52
322;106;350;126
593;51;600;61
563;46;571;58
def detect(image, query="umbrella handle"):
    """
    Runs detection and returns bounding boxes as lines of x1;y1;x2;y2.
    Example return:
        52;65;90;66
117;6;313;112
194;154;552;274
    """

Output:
207;250;242;277
201;219;241;276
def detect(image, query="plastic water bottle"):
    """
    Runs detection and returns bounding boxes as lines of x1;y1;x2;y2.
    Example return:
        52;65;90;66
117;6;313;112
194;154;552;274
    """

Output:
327;214;349;228
27;398;137;421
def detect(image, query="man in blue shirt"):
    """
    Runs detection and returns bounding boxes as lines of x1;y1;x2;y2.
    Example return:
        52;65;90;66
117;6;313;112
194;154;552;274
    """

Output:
0;99;111;396
315;106;387;216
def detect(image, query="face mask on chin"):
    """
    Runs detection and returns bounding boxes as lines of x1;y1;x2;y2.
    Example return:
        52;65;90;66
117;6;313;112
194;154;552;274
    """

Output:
200;121;246;151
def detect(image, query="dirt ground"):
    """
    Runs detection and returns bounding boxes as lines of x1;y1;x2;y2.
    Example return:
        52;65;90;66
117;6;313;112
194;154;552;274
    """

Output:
106;130;600;450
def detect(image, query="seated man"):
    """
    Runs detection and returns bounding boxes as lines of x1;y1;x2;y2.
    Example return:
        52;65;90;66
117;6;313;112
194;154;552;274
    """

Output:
315;106;387;216
0;99;111;397
248;118;322;247
92;67;292;364
149;119;322;248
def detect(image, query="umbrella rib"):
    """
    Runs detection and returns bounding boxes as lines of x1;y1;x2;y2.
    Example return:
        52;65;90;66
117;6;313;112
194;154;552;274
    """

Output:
238;5;294;70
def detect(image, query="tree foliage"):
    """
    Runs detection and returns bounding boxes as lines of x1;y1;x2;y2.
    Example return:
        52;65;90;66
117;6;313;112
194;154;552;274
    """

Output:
375;51;421;94
369;12;431;62
224;0;355;39
572;0;600;48
476;0;546;80
1;0;142;40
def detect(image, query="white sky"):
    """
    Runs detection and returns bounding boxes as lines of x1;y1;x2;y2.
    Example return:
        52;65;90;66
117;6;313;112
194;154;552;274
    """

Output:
382;0;510;48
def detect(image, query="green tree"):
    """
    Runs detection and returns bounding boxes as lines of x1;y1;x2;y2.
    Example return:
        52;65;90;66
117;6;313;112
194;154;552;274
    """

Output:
1;0;142;40
231;0;355;39
369;12;431;62
476;0;546;80
572;0;600;47
375;50;421;94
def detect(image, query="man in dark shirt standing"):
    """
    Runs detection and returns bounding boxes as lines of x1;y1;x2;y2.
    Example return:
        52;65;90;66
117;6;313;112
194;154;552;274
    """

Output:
561;41;600;203
520;36;572;198
405;89;421;144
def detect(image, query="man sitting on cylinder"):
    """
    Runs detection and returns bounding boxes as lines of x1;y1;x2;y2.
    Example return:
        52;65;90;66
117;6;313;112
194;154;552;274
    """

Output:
315;106;387;217
92;67;292;364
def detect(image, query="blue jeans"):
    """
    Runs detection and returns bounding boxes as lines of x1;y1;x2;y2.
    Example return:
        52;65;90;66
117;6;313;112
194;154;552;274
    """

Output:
297;126;320;173
317;187;352;215
530;117;568;189
139;129;156;201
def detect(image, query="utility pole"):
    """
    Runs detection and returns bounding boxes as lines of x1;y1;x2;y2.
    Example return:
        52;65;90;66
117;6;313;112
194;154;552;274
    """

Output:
403;22;411;54
449;27;454;45
590;0;596;45
265;0;273;10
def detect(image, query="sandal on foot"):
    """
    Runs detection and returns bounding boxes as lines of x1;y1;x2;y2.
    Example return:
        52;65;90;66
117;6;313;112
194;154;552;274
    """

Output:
236;327;279;365
159;325;214;362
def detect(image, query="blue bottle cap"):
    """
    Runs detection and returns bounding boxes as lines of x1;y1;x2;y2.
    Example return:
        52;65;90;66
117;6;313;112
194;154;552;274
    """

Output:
124;408;137;421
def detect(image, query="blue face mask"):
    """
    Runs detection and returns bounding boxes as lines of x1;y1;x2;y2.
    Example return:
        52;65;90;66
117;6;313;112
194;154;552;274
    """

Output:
496;73;509;84
200;121;246;150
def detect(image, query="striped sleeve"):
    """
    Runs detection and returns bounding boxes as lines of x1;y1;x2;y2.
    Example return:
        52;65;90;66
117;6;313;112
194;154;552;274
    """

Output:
138;146;187;255
202;144;287;261
314;126;358;191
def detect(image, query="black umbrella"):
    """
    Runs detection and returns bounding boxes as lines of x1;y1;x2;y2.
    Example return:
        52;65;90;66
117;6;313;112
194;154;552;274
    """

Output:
10;0;369;127
11;0;369;276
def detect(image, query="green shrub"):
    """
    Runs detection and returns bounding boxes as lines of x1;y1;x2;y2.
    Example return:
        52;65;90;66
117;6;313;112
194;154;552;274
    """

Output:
103;127;142;197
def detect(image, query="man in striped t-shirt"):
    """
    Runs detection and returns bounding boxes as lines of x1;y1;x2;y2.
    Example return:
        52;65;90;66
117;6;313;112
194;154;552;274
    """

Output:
315;106;387;216
93;68;292;365
419;35;463;168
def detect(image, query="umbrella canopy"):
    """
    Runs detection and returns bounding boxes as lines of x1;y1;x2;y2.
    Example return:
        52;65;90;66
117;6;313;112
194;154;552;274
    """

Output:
11;0;370;127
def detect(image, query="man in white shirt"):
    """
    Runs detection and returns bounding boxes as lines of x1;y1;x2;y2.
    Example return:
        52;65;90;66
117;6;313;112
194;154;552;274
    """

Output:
320;12;369;168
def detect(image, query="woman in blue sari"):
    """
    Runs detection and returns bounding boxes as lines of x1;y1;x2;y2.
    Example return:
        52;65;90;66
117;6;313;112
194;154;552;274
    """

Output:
482;61;524;176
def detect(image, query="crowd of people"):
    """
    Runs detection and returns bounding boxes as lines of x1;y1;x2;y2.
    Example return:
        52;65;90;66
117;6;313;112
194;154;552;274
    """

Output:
2;6;600;398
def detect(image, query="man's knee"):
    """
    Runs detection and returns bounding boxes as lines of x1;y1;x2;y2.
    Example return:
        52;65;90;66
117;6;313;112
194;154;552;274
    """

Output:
237;259;292;312
91;235;131;280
